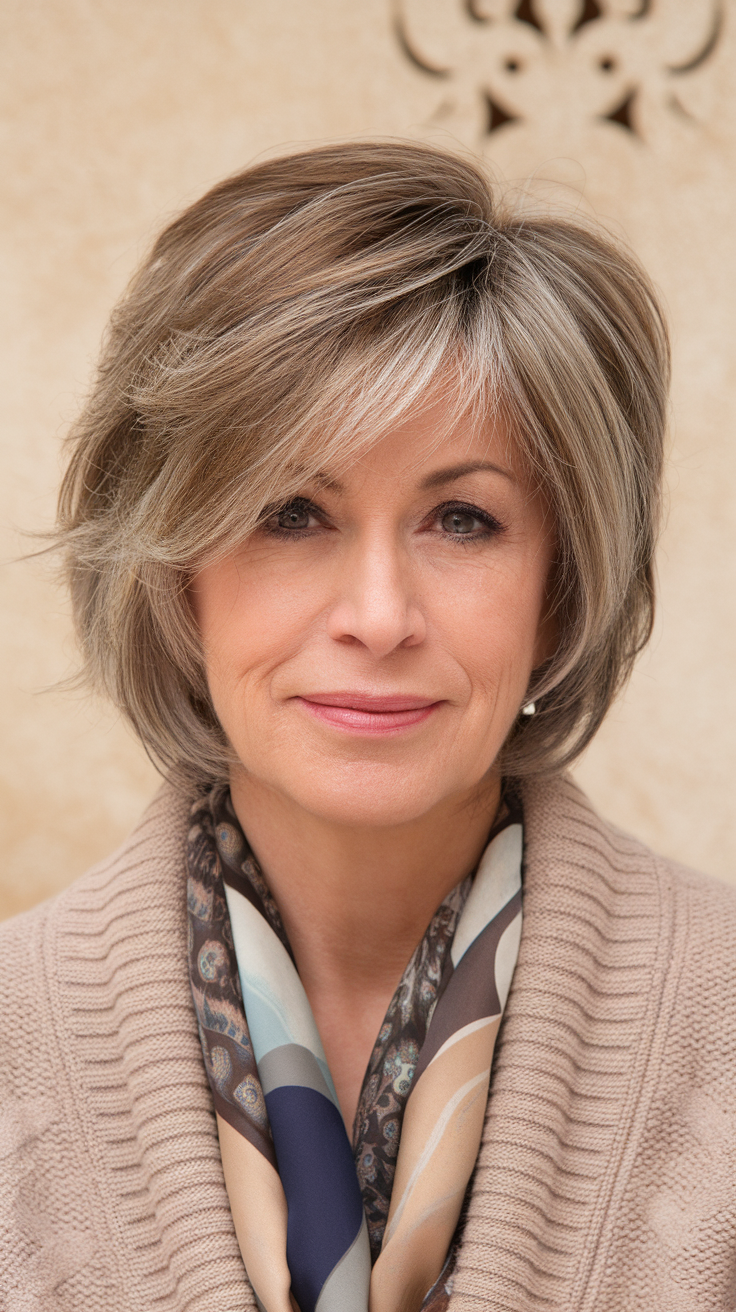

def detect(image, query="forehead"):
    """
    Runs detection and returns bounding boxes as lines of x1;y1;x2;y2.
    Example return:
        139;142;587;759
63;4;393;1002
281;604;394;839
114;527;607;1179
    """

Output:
302;396;521;495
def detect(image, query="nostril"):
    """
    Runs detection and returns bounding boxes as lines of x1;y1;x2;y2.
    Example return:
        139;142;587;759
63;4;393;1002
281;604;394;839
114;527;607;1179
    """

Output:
599;56;616;72
504;58;522;72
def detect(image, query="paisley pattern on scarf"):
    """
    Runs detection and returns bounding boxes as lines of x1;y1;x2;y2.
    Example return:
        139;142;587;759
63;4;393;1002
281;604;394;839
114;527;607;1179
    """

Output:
187;787;523;1312
354;876;470;1261
188;812;277;1165
353;788;518;1304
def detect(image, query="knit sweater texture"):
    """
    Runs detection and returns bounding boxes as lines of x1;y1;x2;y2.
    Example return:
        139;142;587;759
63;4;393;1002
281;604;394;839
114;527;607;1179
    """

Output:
1;774;735;1311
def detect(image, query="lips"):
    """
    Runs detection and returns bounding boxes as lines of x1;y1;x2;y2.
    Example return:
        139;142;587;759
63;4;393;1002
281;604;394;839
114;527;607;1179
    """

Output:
304;692;436;712
295;691;442;735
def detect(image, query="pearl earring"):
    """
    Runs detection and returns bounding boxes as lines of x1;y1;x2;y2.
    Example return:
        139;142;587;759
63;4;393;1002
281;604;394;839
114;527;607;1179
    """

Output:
521;701;536;716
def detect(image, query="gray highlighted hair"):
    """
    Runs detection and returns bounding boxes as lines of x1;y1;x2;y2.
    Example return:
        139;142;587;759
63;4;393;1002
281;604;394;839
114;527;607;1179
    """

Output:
57;140;669;784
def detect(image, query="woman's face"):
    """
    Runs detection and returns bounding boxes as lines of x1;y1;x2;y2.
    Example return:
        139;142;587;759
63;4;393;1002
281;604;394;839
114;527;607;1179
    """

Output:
191;395;556;829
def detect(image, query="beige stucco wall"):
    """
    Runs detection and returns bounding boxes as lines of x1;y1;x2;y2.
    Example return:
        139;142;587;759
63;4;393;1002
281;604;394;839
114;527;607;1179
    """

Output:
1;0;734;918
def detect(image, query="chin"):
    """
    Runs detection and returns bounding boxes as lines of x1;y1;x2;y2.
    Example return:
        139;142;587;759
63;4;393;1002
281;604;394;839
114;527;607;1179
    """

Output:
289;761;465;829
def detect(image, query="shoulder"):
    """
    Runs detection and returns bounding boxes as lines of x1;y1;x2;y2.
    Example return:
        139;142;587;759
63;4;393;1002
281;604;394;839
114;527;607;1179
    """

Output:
520;770;736;944
521;768;736;1111
517;770;736;1086
0;783;239;1304
490;774;736;1305
0;780;194;969
0;782;196;1166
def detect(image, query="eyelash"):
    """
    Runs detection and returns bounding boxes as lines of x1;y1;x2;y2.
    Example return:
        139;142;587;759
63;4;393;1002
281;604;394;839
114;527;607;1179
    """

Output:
261;497;506;543
260;498;325;540
433;500;506;544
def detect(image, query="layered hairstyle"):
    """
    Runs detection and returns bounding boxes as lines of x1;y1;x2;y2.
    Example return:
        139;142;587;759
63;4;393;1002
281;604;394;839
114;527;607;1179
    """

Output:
57;140;670;784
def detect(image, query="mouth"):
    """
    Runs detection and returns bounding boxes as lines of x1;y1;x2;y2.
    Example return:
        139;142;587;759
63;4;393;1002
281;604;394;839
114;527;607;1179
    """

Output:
295;691;443;735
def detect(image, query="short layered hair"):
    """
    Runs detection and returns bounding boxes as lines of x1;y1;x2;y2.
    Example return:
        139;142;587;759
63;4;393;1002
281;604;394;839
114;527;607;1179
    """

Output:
57;140;669;785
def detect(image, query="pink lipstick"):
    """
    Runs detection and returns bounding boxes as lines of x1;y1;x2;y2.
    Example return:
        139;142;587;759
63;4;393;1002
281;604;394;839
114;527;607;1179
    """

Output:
296;692;441;735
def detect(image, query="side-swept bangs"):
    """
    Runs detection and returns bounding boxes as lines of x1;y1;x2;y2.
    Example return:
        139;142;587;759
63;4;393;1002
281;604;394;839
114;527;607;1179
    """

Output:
57;141;669;784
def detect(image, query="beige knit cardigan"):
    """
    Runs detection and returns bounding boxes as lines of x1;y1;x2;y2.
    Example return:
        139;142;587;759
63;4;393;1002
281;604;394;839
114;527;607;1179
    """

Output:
2;774;735;1311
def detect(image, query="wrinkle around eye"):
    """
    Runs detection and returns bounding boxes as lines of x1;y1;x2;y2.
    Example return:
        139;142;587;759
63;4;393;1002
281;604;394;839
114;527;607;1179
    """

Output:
425;500;508;543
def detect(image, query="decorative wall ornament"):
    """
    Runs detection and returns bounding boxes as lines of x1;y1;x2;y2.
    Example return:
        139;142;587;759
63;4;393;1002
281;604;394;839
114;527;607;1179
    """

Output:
395;0;723;142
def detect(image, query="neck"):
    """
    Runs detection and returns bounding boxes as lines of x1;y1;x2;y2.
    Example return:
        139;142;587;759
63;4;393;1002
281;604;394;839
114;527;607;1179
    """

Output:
228;771;501;1128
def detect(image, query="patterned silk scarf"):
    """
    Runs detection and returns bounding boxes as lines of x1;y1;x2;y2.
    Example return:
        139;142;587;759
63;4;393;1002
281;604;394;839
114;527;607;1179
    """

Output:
187;789;523;1312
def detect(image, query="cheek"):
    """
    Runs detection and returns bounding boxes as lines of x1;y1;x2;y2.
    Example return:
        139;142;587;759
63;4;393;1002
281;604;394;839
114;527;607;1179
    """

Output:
191;556;315;705
431;559;545;694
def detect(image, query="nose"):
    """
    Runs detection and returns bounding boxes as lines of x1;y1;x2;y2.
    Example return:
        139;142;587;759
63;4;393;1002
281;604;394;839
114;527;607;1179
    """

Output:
325;535;426;658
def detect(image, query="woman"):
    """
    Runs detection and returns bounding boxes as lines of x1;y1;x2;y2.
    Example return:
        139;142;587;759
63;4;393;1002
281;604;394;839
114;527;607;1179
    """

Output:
1;141;734;1312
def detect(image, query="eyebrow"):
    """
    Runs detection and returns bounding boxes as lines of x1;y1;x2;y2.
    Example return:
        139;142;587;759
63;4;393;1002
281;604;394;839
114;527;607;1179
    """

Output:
301;459;513;498
311;471;346;493
419;460;514;489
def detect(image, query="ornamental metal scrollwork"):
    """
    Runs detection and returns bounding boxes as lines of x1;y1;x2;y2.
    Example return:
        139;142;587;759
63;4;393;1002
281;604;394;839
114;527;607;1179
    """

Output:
395;0;723;141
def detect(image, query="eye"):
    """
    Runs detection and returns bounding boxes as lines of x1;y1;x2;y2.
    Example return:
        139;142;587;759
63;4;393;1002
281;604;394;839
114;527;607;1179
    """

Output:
441;506;493;536
262;497;322;536
277;502;312;530
430;501;505;542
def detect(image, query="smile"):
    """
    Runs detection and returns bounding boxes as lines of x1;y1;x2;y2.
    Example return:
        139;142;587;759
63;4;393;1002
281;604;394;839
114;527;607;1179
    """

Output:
295;692;443;735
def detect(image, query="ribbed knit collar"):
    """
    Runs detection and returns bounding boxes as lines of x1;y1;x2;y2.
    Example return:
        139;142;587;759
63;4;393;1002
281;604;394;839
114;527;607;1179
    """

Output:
45;773;675;1311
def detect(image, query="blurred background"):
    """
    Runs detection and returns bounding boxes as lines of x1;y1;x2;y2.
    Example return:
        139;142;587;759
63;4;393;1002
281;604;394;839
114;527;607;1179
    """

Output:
1;0;734;918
